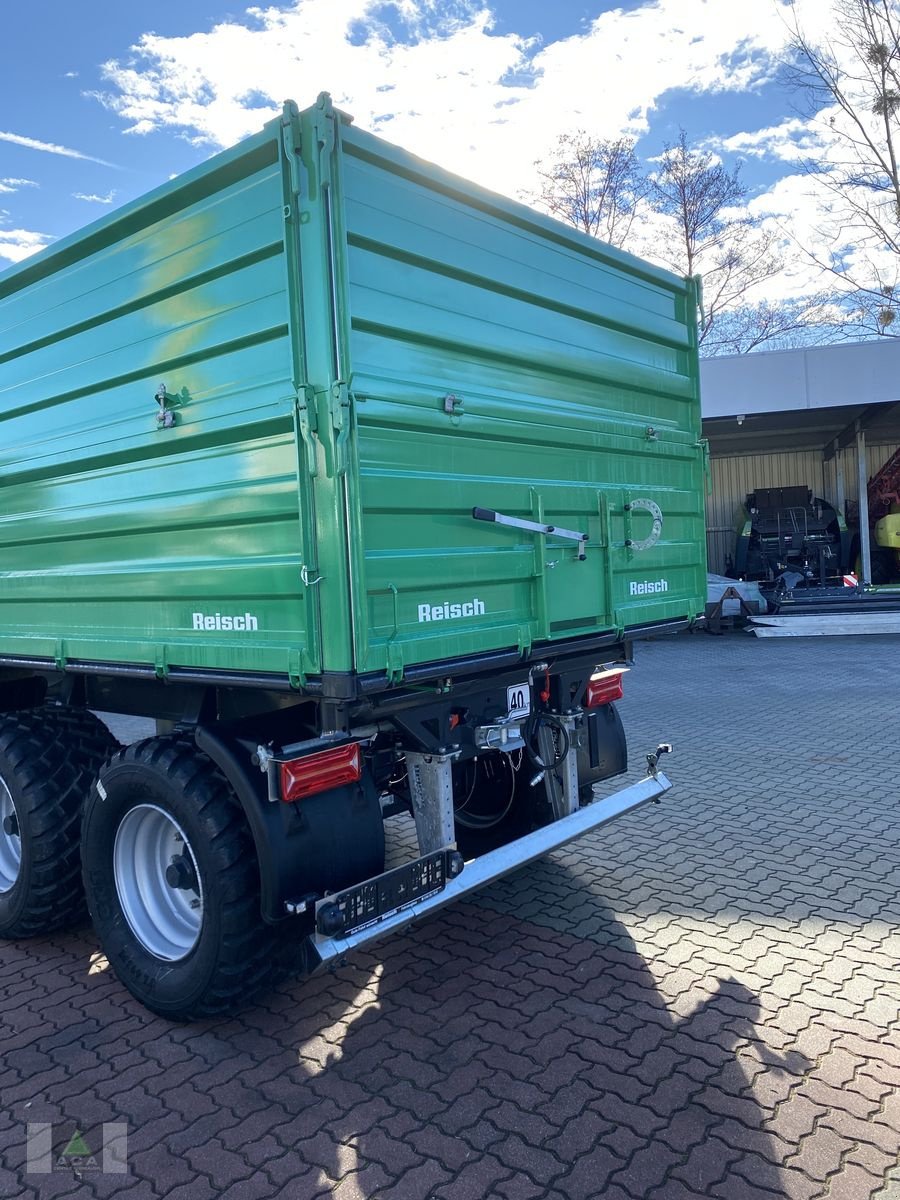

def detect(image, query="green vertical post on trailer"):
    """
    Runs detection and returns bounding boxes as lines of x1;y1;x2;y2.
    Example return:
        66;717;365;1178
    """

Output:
0;94;706;687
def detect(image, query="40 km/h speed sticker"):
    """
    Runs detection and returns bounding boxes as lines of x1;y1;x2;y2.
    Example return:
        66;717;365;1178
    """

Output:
507;683;530;719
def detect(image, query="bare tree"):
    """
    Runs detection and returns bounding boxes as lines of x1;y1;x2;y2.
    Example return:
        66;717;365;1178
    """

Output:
700;295;846;355
649;131;784;347
533;127;833;354
784;0;900;330
534;132;648;249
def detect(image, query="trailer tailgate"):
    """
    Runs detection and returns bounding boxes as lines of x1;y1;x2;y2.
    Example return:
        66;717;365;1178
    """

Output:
339;124;706;675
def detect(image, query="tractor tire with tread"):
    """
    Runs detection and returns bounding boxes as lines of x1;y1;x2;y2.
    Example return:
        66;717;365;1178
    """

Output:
0;706;119;938
81;736;297;1020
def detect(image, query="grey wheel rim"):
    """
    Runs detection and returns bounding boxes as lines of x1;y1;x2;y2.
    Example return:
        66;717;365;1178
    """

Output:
113;804;203;961
0;778;21;892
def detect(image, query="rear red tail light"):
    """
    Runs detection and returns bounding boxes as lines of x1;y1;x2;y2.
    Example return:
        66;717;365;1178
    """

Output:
584;670;625;708
280;742;362;802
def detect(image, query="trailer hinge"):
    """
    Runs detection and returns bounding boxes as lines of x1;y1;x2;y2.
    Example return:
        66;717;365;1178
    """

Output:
54;639;67;672
517;625;532;657
154;646;169;680
288;648;306;691
308;92;336;195
622;491;634;560
296;386;318;476
328;380;352;477
279;101;304;199
386;640;404;685
697;437;712;494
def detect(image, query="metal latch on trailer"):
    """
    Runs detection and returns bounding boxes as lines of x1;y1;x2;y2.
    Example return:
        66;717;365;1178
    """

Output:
472;507;588;560
328;380;352;476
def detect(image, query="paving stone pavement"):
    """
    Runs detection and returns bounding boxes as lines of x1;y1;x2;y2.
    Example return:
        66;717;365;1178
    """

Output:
1;630;898;1199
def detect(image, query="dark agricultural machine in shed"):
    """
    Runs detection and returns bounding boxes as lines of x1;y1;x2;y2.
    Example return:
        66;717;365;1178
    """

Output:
730;466;900;620
730;486;852;596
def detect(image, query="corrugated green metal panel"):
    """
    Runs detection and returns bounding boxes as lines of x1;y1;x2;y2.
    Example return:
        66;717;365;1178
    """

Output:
0;95;705;685
0;128;319;676
338;122;706;674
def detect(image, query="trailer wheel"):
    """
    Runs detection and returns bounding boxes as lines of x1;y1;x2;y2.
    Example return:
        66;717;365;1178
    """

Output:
0;707;118;938
82;737;288;1019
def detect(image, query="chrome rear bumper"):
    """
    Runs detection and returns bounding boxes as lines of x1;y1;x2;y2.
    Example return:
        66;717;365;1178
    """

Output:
310;769;671;967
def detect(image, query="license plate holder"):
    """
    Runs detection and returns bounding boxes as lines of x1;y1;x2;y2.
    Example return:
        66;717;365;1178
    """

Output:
316;849;448;937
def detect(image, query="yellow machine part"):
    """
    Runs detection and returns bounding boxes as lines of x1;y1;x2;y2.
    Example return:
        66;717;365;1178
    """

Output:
874;512;900;548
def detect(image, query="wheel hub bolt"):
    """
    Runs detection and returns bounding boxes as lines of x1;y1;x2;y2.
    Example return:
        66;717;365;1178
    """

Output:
2;814;18;837
165;853;198;892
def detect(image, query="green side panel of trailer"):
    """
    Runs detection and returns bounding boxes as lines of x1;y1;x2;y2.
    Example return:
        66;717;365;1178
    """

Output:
0;127;321;677
0;95;706;685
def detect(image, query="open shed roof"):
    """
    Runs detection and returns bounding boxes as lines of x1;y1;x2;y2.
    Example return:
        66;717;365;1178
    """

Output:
699;341;900;456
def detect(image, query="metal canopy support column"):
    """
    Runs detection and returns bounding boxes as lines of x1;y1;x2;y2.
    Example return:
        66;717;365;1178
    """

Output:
835;453;846;519
857;428;872;585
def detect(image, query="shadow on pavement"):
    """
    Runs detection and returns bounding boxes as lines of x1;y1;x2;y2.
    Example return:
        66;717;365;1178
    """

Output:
257;901;813;1198
5;891;815;1198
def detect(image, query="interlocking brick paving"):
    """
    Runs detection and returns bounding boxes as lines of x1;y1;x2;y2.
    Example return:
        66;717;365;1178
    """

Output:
1;631;898;1198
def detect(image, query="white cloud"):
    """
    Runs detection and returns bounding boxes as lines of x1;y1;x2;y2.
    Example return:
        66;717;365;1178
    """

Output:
0;130;113;167
72;190;117;204
96;0;794;198
0;228;53;264
0;177;39;194
748;169;900;299
88;0;897;311
705;118;826;164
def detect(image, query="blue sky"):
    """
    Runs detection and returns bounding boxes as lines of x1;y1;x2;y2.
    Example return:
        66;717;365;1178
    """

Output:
0;0;850;302
0;2;231;234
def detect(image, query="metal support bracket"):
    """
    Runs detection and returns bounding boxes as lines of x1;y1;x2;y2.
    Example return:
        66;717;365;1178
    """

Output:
698;437;712;495
536;714;580;820
287;648;306;691
705;586;755;634
405;751;457;855
557;713;581;817
535;720;566;820
386;639;404;685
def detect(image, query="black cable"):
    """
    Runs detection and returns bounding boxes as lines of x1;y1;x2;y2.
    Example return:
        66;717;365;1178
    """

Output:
524;710;570;773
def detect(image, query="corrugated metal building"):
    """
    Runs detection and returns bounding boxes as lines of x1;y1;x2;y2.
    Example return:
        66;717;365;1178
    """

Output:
700;343;900;576
705;443;897;575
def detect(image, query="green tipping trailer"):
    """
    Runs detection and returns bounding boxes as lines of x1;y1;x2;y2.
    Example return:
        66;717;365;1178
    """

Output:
0;94;706;1018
